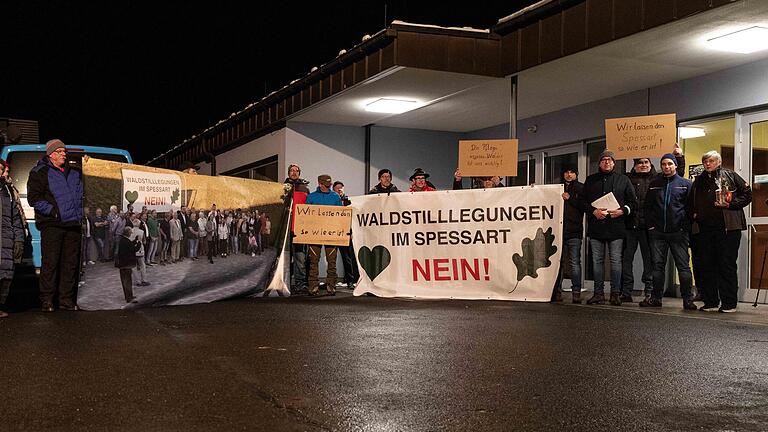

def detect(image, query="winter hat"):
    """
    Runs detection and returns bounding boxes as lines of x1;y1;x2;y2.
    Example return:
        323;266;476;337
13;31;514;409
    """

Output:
409;168;430;181
561;165;578;175
46;139;65;156
660;153;677;164
599;150;615;162
378;168;392;179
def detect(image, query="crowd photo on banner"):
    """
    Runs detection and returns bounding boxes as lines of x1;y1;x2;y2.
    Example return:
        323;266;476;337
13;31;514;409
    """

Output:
0;124;754;316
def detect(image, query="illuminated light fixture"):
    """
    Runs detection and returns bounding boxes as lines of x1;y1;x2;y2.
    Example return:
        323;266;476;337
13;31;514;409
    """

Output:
706;26;768;54
679;127;706;139
365;98;419;114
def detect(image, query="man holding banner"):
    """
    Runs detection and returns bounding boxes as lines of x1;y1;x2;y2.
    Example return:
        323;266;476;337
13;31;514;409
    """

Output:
285;164;310;293
581;150;637;306
305;174;343;296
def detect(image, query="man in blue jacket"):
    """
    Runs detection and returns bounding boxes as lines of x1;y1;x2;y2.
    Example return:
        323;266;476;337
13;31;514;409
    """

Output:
27;139;84;312
305;174;343;296
641;153;696;310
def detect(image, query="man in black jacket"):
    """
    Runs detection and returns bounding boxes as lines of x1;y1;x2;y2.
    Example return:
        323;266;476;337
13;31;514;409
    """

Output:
688;150;751;313
553;166;585;303
622;144;685;302
580;150;638;306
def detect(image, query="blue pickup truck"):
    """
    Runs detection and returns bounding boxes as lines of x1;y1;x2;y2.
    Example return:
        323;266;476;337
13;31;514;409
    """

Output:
0;144;133;270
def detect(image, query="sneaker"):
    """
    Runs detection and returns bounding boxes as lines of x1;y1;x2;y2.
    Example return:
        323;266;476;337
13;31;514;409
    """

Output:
42;303;55;312
586;293;605;305
719;306;736;313
87;260;96;265
619;294;633;303
639;297;662;307
251;253;255;257
683;299;698;311
609;293;622;306
699;304;719;312
572;292;582;304
336;282;346;288
347;283;356;290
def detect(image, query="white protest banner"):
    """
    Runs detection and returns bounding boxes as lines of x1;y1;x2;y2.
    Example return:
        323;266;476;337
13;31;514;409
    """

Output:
121;169;182;212
350;185;563;301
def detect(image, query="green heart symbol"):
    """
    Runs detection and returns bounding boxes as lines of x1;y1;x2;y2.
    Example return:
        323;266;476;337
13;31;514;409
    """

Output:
357;245;391;281
125;190;139;204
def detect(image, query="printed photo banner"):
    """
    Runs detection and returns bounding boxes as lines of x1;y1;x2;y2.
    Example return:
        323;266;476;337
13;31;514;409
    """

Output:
350;185;564;301
81;158;290;310
121;169;182;212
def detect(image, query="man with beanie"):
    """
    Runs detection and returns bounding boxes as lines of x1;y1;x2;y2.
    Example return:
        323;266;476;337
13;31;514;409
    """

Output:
284;164;310;294
641;153;696;310
621;143;685;302
580;150;637;306
305;174;343;296
369;169;401;194
27;139;84;312
552;166;585;303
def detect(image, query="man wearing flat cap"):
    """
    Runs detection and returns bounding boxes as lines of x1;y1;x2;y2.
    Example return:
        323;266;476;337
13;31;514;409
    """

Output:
579;150;637;306
28;139;84;312
305;174;343;296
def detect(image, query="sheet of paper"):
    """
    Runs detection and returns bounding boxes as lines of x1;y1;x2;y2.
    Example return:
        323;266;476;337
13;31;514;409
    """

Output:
591;192;620;211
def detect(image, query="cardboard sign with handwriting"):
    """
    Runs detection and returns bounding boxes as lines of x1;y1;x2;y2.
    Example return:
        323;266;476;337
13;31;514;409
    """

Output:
294;204;352;246
458;139;518;177
605;114;676;160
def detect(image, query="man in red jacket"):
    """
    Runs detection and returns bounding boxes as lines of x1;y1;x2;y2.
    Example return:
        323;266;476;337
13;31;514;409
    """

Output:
284;164;310;294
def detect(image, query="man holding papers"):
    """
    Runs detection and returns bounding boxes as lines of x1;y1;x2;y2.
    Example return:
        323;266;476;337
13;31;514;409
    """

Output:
580;150;637;306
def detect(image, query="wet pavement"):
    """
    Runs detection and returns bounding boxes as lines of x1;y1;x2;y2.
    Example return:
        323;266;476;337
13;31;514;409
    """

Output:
1;291;767;431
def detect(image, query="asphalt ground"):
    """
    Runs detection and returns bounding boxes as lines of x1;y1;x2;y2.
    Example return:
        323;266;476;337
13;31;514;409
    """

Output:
1;289;767;431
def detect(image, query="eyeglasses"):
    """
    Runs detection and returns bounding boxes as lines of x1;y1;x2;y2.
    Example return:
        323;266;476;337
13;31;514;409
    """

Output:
53;149;67;154
414;176;426;181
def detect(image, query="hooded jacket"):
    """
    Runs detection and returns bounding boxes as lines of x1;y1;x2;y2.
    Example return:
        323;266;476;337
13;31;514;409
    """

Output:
27;156;83;229
306;187;343;206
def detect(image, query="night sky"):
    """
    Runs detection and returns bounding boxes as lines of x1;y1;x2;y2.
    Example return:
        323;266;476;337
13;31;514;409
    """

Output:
3;1;537;164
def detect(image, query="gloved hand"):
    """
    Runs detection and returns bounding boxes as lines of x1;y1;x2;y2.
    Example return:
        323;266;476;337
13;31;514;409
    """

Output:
13;241;24;263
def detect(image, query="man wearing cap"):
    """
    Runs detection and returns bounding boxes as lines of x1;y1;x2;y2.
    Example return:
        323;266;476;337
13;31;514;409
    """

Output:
27;139;84;312
408;168;436;192
305;174;343;296
368;169;401;194
641;153;696;310
580;150;637;306
553;166;585;303
180;161;199;175
621;143;685;303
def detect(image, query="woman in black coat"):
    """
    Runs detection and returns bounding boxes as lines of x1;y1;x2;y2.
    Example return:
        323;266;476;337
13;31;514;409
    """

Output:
0;159;27;318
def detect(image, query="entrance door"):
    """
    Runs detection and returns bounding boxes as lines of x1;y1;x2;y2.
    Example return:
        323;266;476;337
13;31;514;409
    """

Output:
743;112;768;304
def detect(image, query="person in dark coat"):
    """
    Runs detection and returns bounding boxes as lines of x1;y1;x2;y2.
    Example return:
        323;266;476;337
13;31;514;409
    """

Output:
688;150;751;313
115;227;140;303
621;143;686;302
579;150;638;306
0;159;27;318
27;139;83;312
553;166;585;303
333;181;359;289
368;169;401;194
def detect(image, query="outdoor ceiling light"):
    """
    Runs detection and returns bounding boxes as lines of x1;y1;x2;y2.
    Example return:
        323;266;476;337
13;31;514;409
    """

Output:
679;127;706;139
706;26;768;54
365;98;420;114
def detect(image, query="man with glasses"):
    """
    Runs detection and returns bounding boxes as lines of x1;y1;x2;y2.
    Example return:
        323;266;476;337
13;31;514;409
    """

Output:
580;150;637;306
28;139;84;312
408;168;436;192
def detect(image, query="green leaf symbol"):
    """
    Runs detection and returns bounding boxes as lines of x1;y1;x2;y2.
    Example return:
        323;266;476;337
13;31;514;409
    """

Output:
171;188;180;204
509;227;557;293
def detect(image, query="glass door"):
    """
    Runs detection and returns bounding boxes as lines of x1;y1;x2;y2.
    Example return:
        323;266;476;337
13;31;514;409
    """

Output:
744;112;768;305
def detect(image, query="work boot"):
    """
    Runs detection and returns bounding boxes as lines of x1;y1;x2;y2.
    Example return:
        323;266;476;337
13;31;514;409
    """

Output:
551;291;563;303
609;293;622;306
619;294;633;303
572;292;582;304
639;297;662;307
586;293;605;305
683;298;698;311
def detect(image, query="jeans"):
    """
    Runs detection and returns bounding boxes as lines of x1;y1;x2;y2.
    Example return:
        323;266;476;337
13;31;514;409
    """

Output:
621;229;654;297
693;230;741;309
147;237;158;263
649;230;693;300
339;241;360;284
93;236;105;261
555;238;582;293
134;256;147;283
188;238;198;258
292;242;307;290
590;238;623;295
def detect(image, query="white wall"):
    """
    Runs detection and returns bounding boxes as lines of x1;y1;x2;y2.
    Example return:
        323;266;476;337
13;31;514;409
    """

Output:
285;122;366;195
371;126;464;191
